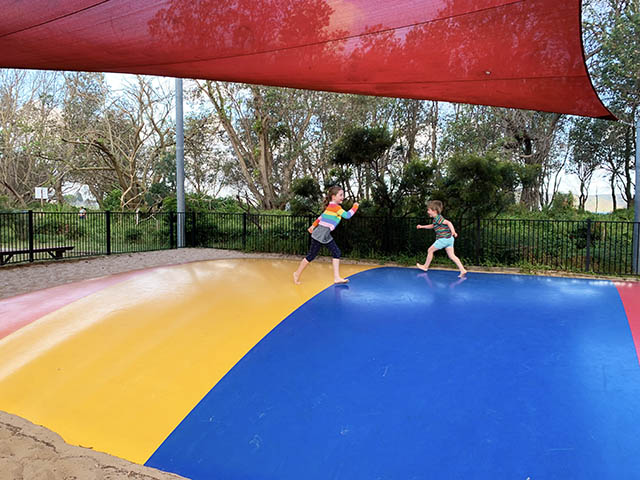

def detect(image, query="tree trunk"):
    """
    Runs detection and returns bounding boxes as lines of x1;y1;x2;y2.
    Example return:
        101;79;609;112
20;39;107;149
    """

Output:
55;177;65;205
579;181;588;210
610;173;617;211
624;124;633;206
88;184;105;209
519;136;541;209
1;181;27;207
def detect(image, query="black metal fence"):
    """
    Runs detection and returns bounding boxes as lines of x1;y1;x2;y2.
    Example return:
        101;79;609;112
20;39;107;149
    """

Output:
1;210;639;276
0;210;172;265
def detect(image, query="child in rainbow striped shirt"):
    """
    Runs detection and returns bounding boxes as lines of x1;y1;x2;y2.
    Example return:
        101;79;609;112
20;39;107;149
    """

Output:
416;200;467;278
293;186;359;285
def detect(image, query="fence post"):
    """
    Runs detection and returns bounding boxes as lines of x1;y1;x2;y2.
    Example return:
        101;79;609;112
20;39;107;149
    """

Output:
105;211;111;255
28;210;34;263
585;218;591;272
191;211;197;247
242;212;247;250
475;217;481;265
169;212;175;249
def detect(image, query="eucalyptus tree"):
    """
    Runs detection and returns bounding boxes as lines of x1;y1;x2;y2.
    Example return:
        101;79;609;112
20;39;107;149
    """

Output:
439;104;564;210
183;113;235;197
567;117;605;210
0;69;63;207
495;110;564;210
61;74;175;209
304;92;396;200
59;72;112;206
584;0;638;205
196;81;319;209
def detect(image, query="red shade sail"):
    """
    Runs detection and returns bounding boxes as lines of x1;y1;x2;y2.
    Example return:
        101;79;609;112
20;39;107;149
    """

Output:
0;0;614;119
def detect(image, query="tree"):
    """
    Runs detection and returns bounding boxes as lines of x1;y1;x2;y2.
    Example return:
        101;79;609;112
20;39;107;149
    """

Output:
303;93;396;200
0;69;63;207
438;105;564;211
439;105;504;160
329;125;437;215
289;176;321;215
331;126;395;209
567;118;604;210
58;72;111;206
184;114;234;197
498;110;564;210
62;75;175;209
196;81;318;209
585;0;639;204
433;153;520;221
540;126;571;209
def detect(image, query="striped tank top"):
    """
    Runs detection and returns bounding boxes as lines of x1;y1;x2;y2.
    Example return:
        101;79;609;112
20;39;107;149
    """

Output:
433;214;452;239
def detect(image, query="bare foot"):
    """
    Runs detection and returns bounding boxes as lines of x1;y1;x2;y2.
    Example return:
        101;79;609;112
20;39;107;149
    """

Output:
334;278;349;284
293;272;301;284
458;269;467;278
416;263;428;272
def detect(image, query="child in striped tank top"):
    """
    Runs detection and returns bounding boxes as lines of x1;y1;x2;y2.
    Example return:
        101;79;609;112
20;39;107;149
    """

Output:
293;186;359;285
416;200;467;277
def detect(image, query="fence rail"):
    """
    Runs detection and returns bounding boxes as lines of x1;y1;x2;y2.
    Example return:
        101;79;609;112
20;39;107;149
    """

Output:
1;211;639;276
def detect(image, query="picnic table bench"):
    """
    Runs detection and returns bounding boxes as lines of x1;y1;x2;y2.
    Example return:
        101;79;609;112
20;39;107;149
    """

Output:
0;246;74;265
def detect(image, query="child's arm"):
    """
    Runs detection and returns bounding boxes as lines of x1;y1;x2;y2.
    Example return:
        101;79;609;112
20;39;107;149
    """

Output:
308;216;321;233
443;219;457;237
338;202;359;219
416;224;434;229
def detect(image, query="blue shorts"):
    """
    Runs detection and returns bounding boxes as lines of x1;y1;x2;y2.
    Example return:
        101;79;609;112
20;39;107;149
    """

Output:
432;237;454;250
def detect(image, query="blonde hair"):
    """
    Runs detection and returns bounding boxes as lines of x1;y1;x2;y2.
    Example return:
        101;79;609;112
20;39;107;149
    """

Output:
427;200;443;214
323;185;343;207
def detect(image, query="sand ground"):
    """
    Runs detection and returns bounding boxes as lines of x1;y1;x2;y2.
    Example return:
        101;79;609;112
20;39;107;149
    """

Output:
0;411;186;480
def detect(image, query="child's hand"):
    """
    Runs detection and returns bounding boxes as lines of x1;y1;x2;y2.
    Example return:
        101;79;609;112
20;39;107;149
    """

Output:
416;224;422;230
452;232;458;238
353;202;359;208
308;226;315;234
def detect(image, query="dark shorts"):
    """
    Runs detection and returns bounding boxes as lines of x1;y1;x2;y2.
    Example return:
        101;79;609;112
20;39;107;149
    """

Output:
305;238;341;262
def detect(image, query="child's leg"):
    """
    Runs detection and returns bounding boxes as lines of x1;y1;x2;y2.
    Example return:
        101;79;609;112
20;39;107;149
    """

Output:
294;240;321;284
417;245;438;271
293;258;309;284
332;259;348;283
445;247;467;277
327;240;348;283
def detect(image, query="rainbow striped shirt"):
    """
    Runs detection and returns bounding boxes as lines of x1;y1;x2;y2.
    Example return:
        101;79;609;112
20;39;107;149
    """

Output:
311;202;358;243
312;202;358;230
433;214;452;239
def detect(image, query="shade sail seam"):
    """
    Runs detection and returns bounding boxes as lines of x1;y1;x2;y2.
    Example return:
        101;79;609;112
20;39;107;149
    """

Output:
3;0;525;69
0;1;111;39
319;74;591;85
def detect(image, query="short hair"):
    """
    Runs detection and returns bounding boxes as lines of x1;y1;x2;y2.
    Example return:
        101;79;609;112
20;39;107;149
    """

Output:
427;200;443;214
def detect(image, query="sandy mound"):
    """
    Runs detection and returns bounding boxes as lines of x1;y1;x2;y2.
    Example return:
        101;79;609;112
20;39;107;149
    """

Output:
0;411;187;480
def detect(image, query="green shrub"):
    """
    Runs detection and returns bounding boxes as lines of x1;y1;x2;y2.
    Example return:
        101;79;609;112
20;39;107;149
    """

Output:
124;227;143;242
33;215;85;240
